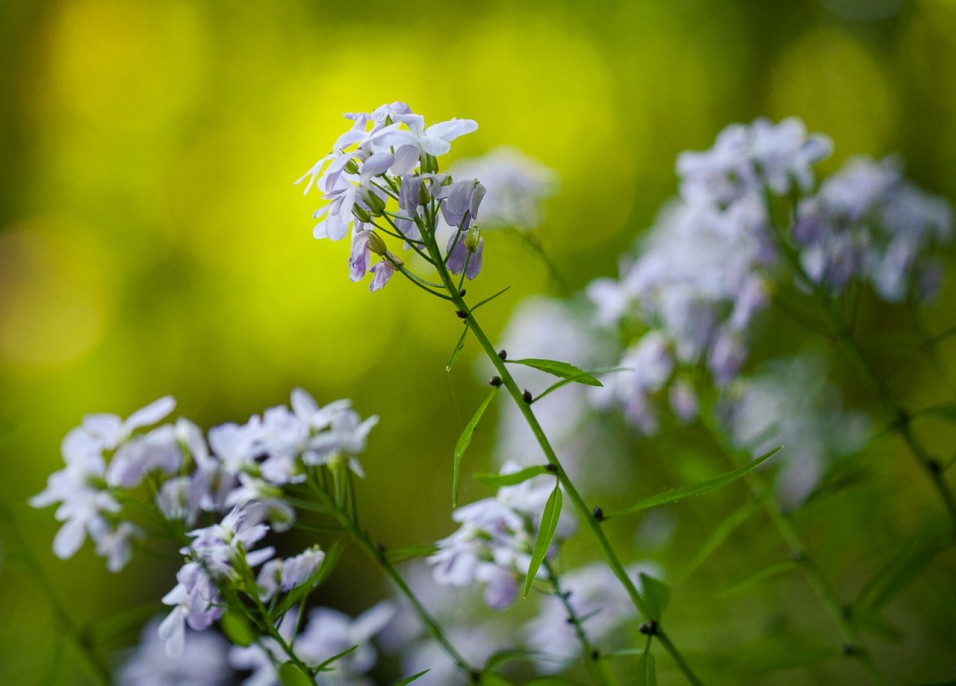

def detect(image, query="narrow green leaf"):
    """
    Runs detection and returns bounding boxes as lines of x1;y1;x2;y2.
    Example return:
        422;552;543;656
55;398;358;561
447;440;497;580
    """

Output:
603;447;781;521
474;465;550;488
479;673;514;686
483;649;540;669
506;358;603;387
446;324;469;372
679;501;756;583
277;662;314;686
315;644;358;672
717;560;794;597
857;533;945;611
220;611;256;647
471;285;512;312
385;544;437;565
453;390;498;507
914;401;956;424
635;648;657;686
393;670;430;686
523;483;562;598
639;573;670;622
535;366;626;401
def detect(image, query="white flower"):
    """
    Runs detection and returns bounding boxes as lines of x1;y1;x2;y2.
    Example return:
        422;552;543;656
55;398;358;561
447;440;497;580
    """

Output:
117;617;233;686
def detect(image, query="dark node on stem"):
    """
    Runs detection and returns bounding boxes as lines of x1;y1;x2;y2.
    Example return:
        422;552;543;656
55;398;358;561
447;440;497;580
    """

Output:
927;458;942;476
565;616;575;625
469;670;482;683
561;590;572;600
522;389;534;404
592;506;604;521
375;541;386;559
459;289;466;297
790;550;806;563
840;605;852;619
488;376;502;387
842;643;858;657
590;648;600;661
455;310;468;319
639;620;658;636
498;349;507;360
893;410;910;430
544;463;558;473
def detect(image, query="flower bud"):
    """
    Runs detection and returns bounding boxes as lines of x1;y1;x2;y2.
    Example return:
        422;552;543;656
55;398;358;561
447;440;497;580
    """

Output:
465;225;482;253
365;192;387;217
422;154;439;174
367;232;388;256
344;159;360;175
352;204;372;223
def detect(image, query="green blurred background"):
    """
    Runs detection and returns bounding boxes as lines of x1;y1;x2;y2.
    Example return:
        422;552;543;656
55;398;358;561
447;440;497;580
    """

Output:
2;0;956;683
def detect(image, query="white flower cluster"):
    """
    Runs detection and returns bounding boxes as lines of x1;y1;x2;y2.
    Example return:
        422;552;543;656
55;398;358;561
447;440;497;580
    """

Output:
32;389;377;659
229;604;394;686
298;102;487;290
428;462;576;610
586;118;951;433
795;156;952;300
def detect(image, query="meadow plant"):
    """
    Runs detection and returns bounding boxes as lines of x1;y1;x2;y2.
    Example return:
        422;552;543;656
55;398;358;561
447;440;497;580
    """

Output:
27;103;956;685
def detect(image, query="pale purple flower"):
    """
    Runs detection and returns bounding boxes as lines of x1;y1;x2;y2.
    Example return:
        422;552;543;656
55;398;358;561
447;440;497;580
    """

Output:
428;462;576;609
117;618;233;686
159;562;222;658
256;545;325;601
449;146;557;230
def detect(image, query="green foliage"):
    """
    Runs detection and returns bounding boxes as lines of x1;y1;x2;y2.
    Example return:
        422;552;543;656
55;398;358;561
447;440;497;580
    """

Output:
505;358;603;387
639;573;670;622
393;670;430;685
220;610;256;647
523;482;563;598
277;661;315;686
604;448;780;520
453;389;499;507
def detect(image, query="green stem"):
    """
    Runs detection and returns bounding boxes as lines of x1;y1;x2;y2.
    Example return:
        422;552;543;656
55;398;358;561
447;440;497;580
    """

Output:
425;252;702;685
0;501;112;686
543;559;615;686
770;220;956;535
698;403;889;685
308;478;478;680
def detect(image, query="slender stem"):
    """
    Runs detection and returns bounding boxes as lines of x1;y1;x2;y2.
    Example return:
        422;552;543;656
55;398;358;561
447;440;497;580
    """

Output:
307;478;477;680
0;501;112;686
542;559;614;686
425;252;703;685
769;220;956;534
697;403;890;685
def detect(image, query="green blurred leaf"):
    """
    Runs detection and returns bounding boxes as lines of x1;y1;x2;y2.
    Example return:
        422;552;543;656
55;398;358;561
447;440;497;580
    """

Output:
639;573;670;622
505;358;603;386
914;401;956;424
385;544;437;565
523;483;562;598
446;324;469;372
220;610;256;647
717;560;794;597
315;645;358;671
525;678;580;685
453;389;498;507
679;501;756;583
604;447;780;520
856;533;945;611
852;608;903;642
484;649;540;669
534;366;626;402
474;465;550;488
277;661;314;686
479;673;514;686
393;670;430;685
635;648;657;686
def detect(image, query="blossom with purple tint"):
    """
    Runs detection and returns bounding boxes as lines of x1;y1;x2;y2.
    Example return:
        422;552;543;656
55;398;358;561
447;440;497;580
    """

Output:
428;462;576;609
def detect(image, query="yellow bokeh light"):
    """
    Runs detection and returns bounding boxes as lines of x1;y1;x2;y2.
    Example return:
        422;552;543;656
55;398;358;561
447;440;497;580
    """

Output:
769;27;893;159
42;0;206;131
0;220;116;370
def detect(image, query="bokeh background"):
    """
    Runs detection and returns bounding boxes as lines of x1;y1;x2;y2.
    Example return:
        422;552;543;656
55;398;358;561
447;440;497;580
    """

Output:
2;0;956;683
